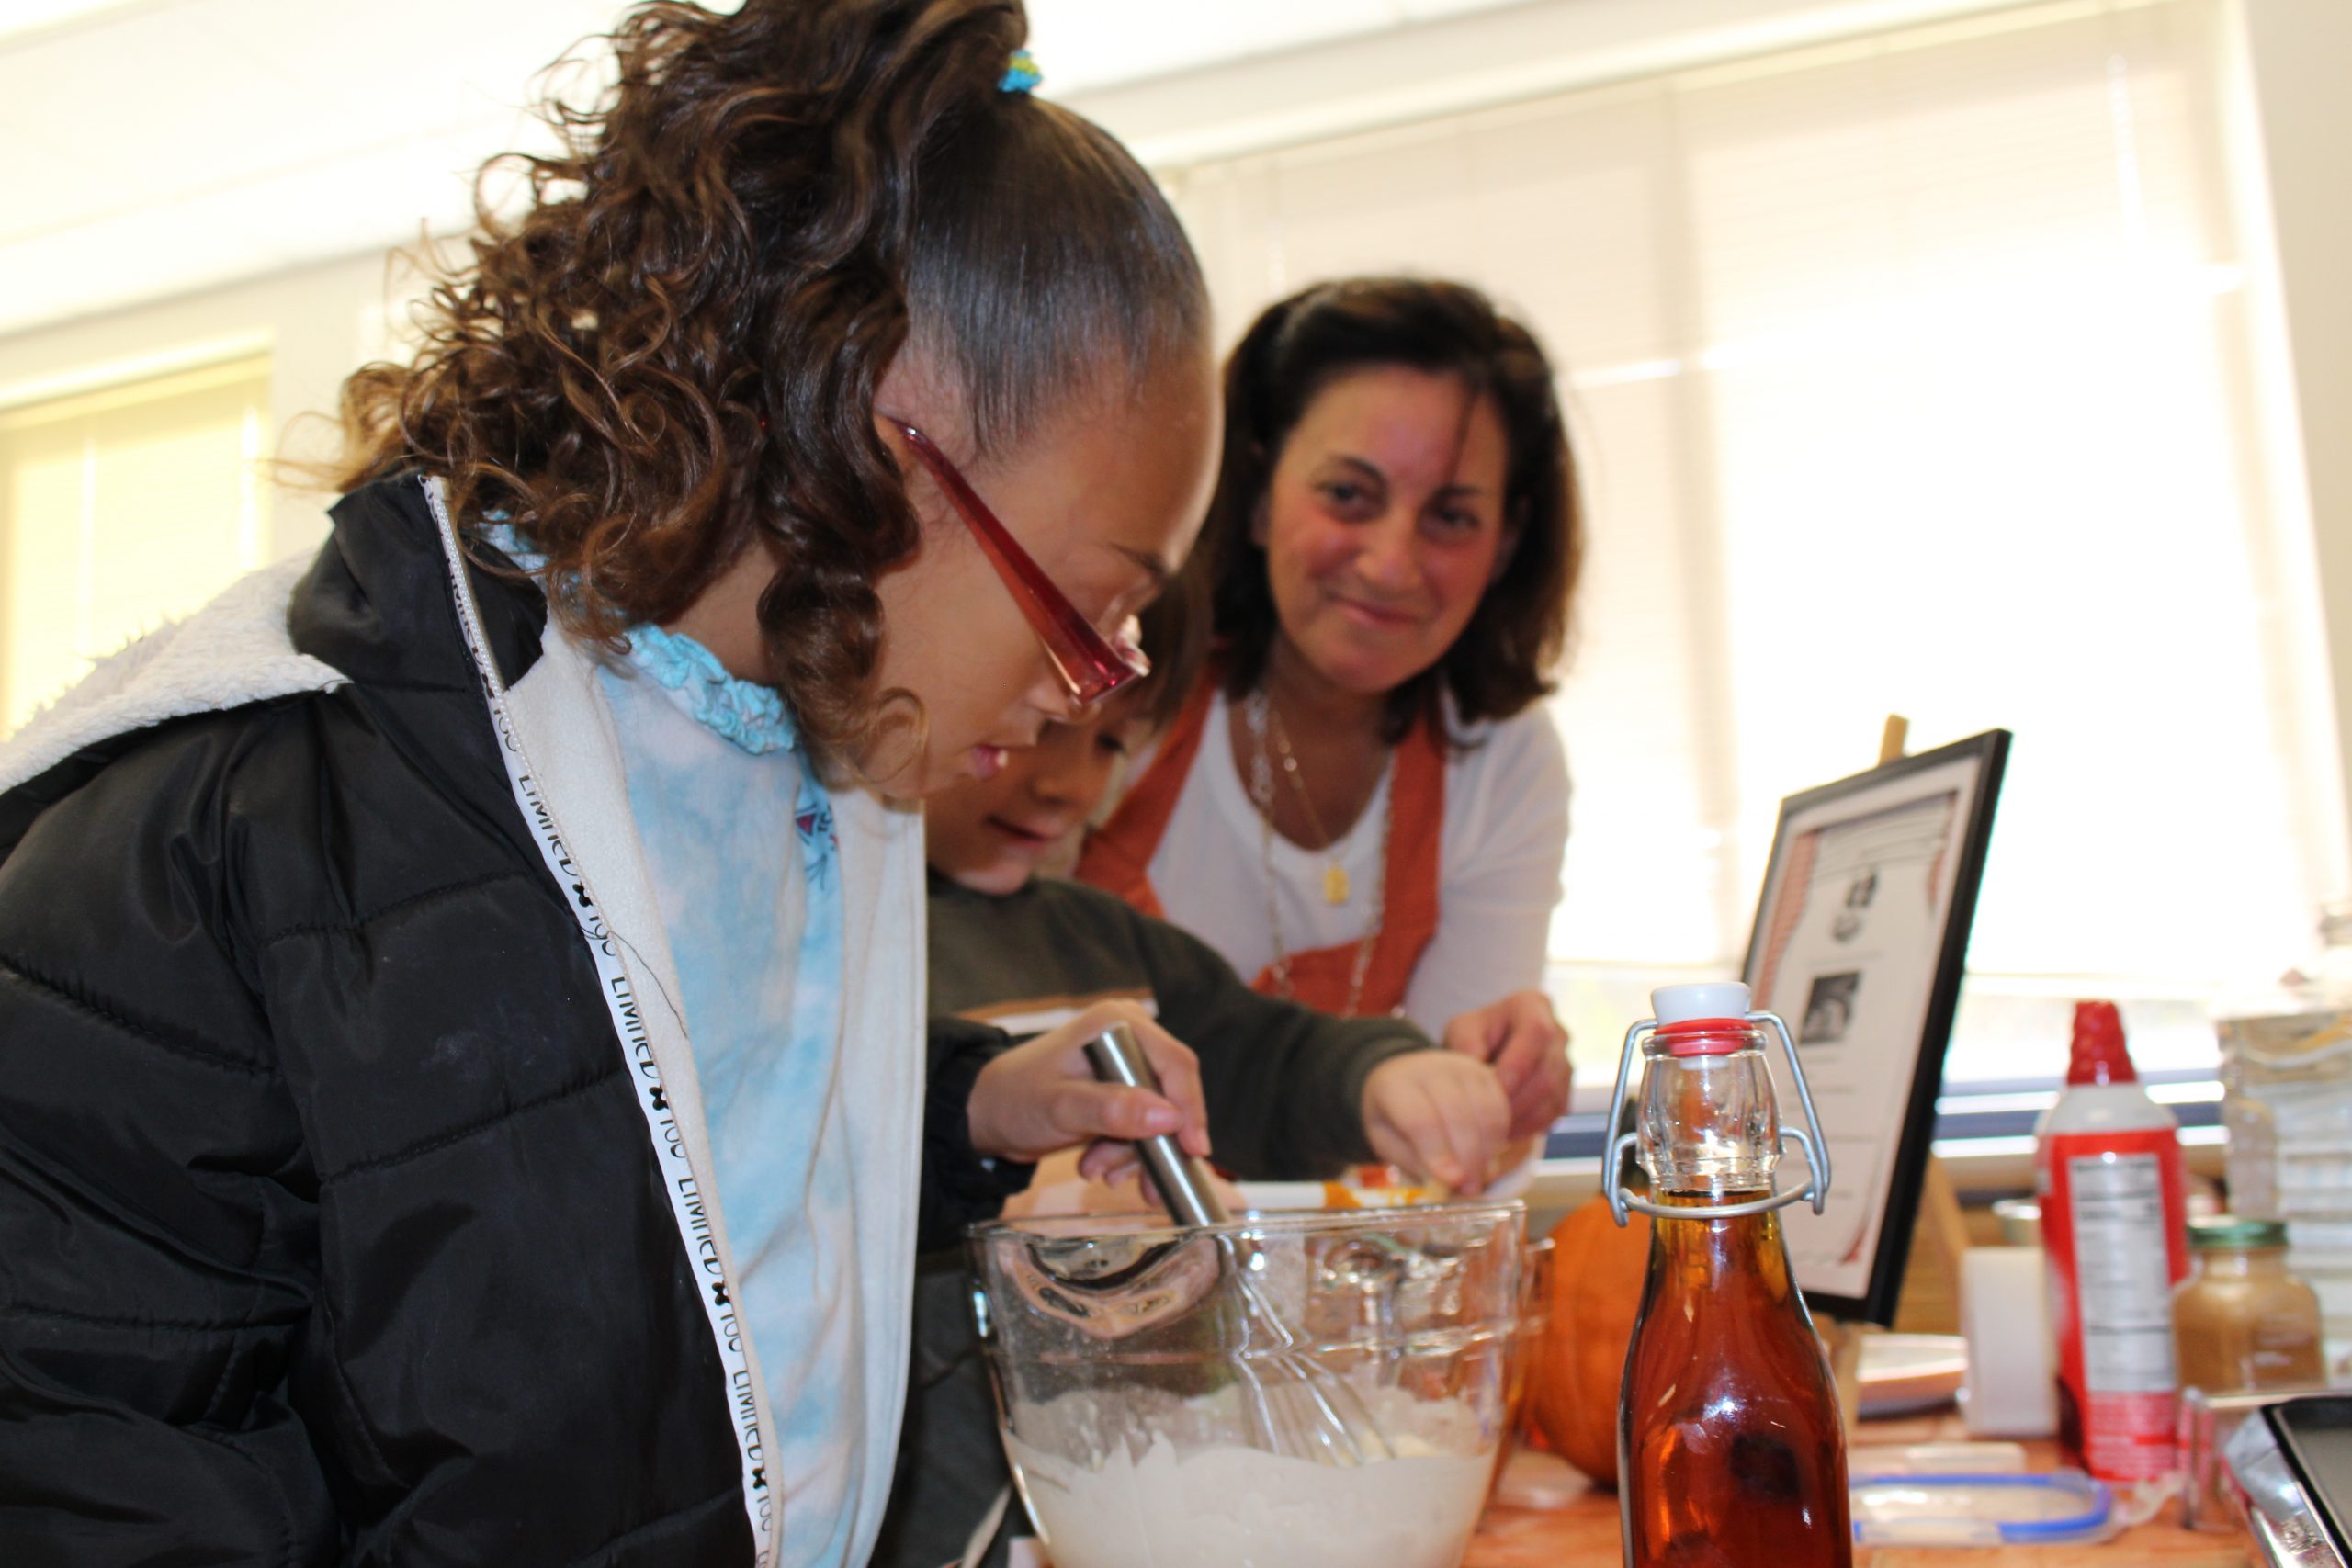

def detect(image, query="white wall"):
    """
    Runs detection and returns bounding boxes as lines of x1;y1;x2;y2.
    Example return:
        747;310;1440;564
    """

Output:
0;0;2344;874
1066;0;2088;164
0;248;431;562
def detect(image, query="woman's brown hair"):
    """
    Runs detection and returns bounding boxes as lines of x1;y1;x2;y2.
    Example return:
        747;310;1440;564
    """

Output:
334;0;1205;773
1184;276;1581;746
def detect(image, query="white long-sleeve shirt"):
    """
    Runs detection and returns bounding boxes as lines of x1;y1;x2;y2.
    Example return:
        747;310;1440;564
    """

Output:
1138;689;1571;1036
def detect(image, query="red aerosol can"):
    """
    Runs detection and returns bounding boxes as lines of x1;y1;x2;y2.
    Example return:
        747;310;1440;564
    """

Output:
2036;1000;2189;1482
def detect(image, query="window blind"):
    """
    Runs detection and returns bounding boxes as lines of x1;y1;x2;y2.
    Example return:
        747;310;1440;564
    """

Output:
1;356;271;733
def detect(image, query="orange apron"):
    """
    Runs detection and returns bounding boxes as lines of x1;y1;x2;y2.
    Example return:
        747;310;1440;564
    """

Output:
1076;671;1444;1018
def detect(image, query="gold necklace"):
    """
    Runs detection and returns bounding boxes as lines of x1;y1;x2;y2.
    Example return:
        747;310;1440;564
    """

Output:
1259;694;1352;905
1244;689;1390;1017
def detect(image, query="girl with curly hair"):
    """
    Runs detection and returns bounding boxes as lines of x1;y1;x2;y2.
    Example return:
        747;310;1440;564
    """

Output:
0;3;1215;1563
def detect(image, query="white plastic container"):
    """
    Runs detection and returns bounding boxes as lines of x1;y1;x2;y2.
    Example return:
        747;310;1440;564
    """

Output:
2035;1000;2188;1483
1959;1245;2058;1438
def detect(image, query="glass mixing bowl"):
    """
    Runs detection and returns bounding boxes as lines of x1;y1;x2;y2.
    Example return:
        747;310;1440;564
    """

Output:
967;1200;1523;1568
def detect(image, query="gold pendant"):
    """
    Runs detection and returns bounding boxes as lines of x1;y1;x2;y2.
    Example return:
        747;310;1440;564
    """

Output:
1324;863;1351;905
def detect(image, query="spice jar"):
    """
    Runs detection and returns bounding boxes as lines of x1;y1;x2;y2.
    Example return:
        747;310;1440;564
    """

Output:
2172;1215;2326;1394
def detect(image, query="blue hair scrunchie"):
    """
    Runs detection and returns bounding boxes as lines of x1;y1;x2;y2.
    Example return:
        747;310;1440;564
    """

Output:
1000;50;1041;94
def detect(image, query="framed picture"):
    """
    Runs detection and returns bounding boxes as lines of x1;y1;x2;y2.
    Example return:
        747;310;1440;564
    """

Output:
1743;728;2010;1325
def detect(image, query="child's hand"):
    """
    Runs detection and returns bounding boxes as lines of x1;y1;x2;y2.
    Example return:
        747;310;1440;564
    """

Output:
1360;1051;1511;1194
967;1000;1212;1187
1441;990;1571;1141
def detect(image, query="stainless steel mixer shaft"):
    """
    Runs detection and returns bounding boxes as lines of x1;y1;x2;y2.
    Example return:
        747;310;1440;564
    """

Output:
1081;1021;1393;1467
1080;1024;1227;1228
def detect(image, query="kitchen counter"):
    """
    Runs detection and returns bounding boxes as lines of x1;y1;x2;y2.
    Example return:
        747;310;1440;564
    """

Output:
1463;1426;2253;1568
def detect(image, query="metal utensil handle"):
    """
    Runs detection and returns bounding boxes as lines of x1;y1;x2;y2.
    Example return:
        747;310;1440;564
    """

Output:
1083;1023;1228;1228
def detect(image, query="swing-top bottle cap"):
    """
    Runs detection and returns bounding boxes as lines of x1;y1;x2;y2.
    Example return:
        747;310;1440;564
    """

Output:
1652;981;1751;1025
1650;982;1757;1057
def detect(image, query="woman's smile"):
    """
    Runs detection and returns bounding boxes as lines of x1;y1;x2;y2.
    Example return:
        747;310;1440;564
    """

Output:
1327;588;1426;632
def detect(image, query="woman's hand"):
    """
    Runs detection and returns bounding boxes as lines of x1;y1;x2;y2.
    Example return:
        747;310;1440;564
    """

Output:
1441;990;1572;1142
1361;1051;1512;1194
966;999;1211;1187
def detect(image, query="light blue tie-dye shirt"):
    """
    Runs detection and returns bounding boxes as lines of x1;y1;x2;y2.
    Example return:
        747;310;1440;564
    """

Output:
594;624;859;1568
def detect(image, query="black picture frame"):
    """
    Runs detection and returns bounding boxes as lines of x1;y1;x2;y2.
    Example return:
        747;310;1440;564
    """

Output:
1741;728;2010;1325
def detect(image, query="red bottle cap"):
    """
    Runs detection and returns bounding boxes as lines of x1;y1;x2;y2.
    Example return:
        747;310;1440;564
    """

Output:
2066;1000;2137;1086
1657;1018;1755;1056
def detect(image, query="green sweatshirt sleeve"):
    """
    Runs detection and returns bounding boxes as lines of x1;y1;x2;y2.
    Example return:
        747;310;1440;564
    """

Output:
1124;908;1431;1180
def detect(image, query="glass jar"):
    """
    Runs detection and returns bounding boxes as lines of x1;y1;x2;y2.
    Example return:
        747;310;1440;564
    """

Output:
2217;903;2352;1219
2216;903;2352;1365
2171;1215;2326;1395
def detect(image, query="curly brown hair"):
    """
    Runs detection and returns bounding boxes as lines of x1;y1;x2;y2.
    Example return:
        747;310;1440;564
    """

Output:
334;0;1205;774
1177;276;1582;748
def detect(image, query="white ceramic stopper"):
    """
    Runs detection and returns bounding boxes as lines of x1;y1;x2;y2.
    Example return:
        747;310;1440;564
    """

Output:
1651;981;1751;1024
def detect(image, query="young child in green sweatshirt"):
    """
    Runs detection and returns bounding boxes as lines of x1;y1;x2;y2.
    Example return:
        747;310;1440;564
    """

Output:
876;679;1569;1568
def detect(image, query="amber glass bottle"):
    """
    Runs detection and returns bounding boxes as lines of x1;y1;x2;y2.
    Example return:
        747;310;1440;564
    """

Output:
1618;988;1851;1568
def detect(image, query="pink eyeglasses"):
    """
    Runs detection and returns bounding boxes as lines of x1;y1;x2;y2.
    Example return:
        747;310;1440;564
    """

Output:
891;420;1149;712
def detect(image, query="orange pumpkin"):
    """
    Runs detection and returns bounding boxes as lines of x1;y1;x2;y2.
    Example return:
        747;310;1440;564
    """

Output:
1530;1193;1653;1486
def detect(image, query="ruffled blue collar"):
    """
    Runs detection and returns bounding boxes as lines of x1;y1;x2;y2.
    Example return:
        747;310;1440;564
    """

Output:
477;520;800;758
617;621;800;757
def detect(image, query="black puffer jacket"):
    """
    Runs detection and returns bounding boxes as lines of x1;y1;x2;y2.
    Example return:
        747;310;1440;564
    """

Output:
0;476;1004;1566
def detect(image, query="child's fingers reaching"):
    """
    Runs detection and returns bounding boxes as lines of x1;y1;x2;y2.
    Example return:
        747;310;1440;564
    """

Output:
1428;1066;1512;1192
1362;1052;1511;1193
964;999;1214;1166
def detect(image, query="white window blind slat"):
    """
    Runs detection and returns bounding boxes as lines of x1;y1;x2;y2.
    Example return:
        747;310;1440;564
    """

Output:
1;359;270;733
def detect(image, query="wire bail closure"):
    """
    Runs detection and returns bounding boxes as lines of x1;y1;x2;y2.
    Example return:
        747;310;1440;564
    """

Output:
1601;1010;1835;1227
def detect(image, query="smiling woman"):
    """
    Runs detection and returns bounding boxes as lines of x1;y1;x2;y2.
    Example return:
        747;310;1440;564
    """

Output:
1079;276;1581;1135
